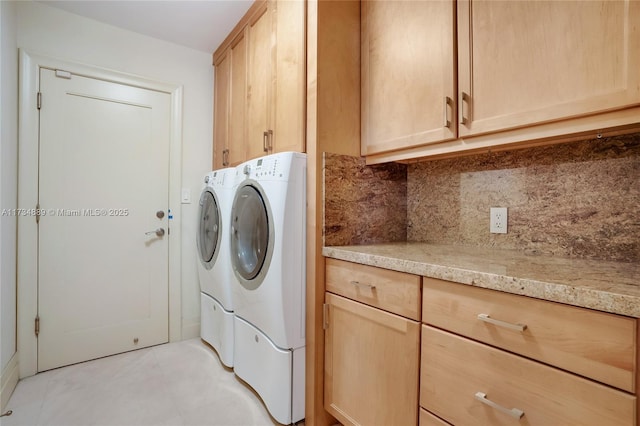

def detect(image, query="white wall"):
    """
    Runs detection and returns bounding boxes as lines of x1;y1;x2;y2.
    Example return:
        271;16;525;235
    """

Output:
15;1;213;339
0;0;20;409
1;0;18;375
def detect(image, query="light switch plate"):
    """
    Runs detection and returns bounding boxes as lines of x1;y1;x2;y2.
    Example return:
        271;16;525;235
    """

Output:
181;188;191;204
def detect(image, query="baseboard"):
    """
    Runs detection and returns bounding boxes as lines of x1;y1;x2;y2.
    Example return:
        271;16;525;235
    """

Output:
181;317;201;340
0;353;19;411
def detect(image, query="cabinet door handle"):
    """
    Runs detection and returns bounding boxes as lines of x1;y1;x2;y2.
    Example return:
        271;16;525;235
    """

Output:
349;280;376;290
268;129;273;151
443;96;452;128
477;313;527;332
475;392;524;419
222;149;229;166
323;303;329;330
263;131;269;152
460;92;469;125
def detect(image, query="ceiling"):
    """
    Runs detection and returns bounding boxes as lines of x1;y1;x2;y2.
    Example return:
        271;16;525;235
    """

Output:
40;0;254;53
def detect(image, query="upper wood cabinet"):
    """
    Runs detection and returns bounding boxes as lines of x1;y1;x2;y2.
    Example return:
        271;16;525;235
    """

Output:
361;0;456;156
246;2;273;161
213;52;230;170
212;0;305;169
362;0;640;163
458;0;640;137
229;31;248;167
213;30;248;170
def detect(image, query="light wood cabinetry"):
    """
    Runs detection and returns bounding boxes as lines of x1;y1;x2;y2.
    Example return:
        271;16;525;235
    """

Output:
422;277;637;392
306;2;362;424
325;257;421;320
419;408;450;426
361;0;456;156
228;31;248;167
212;0;305;169
458;0;640;137
420;278;638;426
363;0;640;164
213;31;248;169
421;325;636;426
324;259;420;426
246;2;273;161
213;52;230;170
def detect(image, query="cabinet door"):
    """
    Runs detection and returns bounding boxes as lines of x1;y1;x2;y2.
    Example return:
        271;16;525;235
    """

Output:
273;0;305;154
247;1;274;160
228;30;248;167
458;0;640;137
213;52;230;170
324;293;420;426
361;0;456;156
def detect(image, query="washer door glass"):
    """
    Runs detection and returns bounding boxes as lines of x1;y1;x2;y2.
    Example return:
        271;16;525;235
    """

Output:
197;190;220;266
232;185;269;281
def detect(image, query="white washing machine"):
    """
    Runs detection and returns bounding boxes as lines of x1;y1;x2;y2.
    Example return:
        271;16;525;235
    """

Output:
196;167;236;368
230;152;306;425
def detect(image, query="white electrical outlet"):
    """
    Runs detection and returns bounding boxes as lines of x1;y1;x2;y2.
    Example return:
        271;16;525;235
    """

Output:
490;207;508;234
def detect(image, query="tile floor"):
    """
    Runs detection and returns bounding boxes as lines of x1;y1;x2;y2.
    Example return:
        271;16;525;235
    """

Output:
1;339;283;426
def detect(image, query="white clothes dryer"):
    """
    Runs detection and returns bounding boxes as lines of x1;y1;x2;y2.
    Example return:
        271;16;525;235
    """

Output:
230;152;306;425
196;167;236;368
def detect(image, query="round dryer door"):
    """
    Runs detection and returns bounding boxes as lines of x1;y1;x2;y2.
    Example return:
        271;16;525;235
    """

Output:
231;183;273;290
197;189;221;270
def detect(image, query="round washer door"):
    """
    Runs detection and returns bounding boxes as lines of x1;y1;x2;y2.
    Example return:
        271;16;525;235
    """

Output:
196;189;221;270
230;183;273;290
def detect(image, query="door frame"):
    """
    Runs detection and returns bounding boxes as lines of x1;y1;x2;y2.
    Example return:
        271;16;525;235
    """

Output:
17;50;183;378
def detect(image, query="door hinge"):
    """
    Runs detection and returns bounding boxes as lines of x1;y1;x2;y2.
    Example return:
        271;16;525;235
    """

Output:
35;202;40;224
35;316;40;337
55;69;72;79
323;303;329;330
37;92;42;110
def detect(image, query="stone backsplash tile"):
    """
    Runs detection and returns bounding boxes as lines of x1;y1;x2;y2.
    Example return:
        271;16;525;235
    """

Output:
323;153;407;246
407;133;640;262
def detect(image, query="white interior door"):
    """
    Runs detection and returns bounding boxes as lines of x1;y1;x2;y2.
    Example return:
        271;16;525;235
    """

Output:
37;68;170;372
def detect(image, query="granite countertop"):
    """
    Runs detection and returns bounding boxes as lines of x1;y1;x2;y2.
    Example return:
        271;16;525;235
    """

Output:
322;242;640;318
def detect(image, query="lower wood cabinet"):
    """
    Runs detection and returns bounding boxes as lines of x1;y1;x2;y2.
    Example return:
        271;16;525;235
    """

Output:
419;408;451;426
421;325;636;426
324;292;420;426
322;258;638;426
420;277;638;426
422;277;636;392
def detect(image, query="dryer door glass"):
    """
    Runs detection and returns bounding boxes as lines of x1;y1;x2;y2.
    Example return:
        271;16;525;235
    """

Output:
232;185;269;281
197;190;220;264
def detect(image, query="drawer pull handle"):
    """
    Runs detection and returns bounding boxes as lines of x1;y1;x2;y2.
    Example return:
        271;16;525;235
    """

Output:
349;280;376;290
477;313;527;332
475;392;524;419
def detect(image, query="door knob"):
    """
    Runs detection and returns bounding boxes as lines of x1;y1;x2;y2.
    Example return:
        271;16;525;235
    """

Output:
145;228;165;237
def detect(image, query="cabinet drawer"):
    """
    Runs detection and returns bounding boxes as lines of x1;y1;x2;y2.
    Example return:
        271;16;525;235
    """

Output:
419;408;451;426
325;293;420;426
421;325;636;426
422;278;636;392
326;258;421;320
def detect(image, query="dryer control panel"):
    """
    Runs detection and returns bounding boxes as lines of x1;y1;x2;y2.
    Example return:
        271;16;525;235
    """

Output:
240;152;306;182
